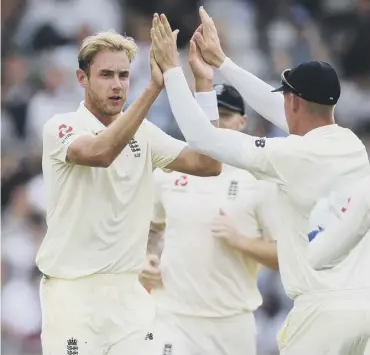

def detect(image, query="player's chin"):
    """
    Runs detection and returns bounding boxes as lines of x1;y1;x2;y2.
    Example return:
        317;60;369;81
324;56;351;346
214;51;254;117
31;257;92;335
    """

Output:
107;99;125;114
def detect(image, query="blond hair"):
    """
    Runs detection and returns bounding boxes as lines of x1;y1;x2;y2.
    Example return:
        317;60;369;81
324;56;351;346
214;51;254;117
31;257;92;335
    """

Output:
306;101;334;117
78;30;138;74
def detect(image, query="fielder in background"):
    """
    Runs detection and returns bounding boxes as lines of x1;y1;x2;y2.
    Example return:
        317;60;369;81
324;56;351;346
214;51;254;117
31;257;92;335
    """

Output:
150;9;370;355
141;79;279;355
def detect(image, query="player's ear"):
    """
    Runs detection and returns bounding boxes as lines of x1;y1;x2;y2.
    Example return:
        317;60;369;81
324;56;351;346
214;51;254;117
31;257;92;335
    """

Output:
76;68;89;89
239;115;247;131
293;94;302;113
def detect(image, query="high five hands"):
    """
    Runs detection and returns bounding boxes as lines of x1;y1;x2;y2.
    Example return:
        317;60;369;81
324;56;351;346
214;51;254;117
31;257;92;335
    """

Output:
150;7;227;75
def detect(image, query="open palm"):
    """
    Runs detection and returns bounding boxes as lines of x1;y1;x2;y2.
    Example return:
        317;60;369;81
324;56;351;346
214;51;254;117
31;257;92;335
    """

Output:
188;39;213;80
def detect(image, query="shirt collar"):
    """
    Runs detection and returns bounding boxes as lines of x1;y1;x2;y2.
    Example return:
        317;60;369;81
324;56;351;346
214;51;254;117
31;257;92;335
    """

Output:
77;101;106;134
304;124;338;138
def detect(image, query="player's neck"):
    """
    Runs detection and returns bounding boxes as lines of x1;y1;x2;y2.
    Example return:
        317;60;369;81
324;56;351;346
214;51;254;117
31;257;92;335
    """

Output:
84;101;120;127
298;116;335;136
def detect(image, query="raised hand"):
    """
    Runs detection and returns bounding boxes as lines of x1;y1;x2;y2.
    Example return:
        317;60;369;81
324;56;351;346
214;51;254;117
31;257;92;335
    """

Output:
150;13;179;73
193;7;226;68
188;32;213;82
149;48;164;89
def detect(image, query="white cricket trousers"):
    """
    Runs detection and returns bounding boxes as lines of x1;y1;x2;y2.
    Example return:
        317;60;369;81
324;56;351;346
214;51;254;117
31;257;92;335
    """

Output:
150;310;257;355
277;289;370;355
40;273;155;355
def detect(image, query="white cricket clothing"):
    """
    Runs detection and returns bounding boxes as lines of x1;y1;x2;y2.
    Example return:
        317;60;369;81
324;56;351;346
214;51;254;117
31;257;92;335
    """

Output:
163;66;369;298
219;58;288;133
40;273;155;355
277;290;370;355
151;311;257;355
151;166;278;317
37;102;186;278
308;175;370;271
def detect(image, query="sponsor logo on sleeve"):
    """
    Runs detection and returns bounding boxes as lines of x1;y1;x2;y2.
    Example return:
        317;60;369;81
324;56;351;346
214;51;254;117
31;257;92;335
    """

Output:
58;124;75;144
255;138;266;148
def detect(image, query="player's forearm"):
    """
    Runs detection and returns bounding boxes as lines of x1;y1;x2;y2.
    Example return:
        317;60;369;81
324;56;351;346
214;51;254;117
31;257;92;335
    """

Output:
164;67;254;170
308;198;370;270
195;76;213;93
219;58;289;133
92;84;161;166
234;237;279;270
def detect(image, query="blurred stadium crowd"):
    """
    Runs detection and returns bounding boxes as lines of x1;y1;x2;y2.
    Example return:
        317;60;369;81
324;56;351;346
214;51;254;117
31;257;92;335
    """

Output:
1;0;370;354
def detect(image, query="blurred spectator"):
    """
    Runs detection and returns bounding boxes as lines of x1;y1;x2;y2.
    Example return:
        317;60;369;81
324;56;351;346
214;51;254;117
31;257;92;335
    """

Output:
2;55;34;144
268;3;328;74
15;0;123;53
26;52;83;148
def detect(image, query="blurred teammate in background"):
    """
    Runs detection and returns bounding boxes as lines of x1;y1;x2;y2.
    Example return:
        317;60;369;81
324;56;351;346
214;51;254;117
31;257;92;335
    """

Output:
150;9;370;355
38;29;221;355
140;83;279;355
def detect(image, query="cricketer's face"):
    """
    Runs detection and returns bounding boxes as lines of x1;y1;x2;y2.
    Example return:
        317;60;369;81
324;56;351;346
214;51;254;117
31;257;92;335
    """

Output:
80;50;131;118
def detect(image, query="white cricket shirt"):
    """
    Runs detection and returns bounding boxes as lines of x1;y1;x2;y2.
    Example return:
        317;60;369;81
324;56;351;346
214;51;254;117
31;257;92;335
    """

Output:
150;166;279;317
242;126;369;297
36;103;186;278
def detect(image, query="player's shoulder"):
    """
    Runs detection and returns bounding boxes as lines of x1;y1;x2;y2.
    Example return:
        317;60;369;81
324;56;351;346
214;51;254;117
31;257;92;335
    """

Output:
140;118;157;133
43;111;80;136
258;134;304;157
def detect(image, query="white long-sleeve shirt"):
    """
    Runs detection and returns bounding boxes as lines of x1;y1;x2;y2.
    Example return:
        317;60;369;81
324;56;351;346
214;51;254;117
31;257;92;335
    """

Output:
163;62;369;298
308;175;370;271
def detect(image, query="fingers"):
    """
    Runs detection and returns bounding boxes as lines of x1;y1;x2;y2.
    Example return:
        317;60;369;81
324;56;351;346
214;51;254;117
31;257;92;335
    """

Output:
152;14;179;42
152;13;159;30
151;28;160;48
157;18;167;39
199;6;211;24
153;17;164;40
172;29;179;42
160;13;173;37
189;39;197;57
194;32;207;51
199;6;212;37
192;24;203;40
210;17;218;34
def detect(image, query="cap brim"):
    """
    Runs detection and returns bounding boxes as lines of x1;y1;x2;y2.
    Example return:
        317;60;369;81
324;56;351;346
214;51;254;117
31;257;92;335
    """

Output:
271;85;285;93
271;69;292;93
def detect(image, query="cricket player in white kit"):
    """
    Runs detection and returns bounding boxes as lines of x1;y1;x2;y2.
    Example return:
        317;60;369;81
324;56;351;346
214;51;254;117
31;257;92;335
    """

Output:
37;30;222;355
150;9;370;355
140;84;279;355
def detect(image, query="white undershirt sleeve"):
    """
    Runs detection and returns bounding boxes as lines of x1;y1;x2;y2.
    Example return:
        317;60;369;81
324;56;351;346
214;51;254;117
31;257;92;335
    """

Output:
308;193;370;270
219;58;289;133
164;67;258;171
194;91;219;121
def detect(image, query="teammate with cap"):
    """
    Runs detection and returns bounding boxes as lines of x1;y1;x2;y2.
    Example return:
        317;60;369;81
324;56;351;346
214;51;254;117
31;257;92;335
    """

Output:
149;10;370;355
140;83;279;355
